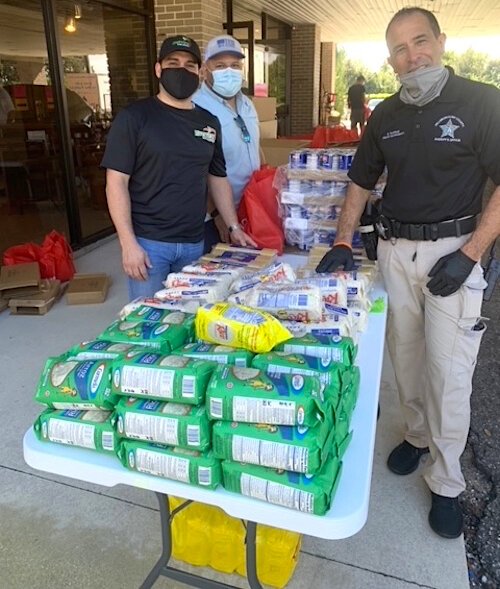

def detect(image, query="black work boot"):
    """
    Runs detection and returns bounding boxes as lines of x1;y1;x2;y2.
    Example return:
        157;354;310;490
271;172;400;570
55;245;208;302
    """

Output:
387;440;429;475
429;492;463;539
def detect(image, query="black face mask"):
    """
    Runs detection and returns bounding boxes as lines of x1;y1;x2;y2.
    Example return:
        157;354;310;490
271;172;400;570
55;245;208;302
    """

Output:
160;67;199;100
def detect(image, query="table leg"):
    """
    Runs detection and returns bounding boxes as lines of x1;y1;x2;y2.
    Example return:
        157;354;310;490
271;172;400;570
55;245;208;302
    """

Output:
139;492;173;589
245;521;264;589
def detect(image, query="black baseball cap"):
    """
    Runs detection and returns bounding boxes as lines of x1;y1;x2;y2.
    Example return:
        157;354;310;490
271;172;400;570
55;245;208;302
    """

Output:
158;35;202;65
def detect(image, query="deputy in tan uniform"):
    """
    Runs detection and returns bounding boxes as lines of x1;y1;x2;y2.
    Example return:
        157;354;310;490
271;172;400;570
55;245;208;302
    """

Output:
317;7;500;538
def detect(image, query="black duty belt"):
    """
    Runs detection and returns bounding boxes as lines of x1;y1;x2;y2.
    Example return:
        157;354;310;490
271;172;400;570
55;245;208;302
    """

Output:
375;215;477;241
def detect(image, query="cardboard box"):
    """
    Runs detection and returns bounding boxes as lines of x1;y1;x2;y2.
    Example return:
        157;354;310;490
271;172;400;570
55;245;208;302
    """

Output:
250;96;277;122
66;273;110;304
9;279;62;315
260;138;311;168
259;119;278;139
0;262;41;298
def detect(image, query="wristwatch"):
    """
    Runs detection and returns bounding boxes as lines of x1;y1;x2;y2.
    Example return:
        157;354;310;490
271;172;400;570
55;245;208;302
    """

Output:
228;223;242;233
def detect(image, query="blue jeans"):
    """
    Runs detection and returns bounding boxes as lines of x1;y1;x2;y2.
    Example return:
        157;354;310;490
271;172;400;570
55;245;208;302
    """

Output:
128;237;204;301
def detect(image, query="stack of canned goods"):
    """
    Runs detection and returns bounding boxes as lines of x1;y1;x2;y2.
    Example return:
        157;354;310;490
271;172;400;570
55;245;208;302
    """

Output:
286;179;349;197
278;147;372;251
289;148;356;171
283;218;364;252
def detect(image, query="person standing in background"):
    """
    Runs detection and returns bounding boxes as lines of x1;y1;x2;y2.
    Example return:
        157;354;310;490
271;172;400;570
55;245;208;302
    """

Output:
193;34;260;252
347;75;366;135
102;35;255;300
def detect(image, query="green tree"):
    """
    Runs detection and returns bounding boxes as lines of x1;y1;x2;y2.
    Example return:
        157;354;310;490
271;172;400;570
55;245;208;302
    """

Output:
443;50;460;74
334;47;348;116
484;60;500;88
370;63;398;94
457;48;488;81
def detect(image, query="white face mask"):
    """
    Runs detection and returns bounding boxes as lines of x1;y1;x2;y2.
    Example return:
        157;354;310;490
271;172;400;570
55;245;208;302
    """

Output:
211;68;243;98
399;65;449;106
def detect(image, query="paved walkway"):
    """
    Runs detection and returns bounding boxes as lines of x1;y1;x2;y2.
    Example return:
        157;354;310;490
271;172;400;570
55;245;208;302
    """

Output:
0;237;469;589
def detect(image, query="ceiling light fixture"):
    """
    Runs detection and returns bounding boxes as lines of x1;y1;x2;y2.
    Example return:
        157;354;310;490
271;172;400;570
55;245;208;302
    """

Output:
74;3;82;19
64;16;77;33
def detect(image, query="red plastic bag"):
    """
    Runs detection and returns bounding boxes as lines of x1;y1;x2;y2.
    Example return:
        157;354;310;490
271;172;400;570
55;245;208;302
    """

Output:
3;242;42;266
41;231;75;282
238;167;284;254
310;125;360;148
3;231;75;281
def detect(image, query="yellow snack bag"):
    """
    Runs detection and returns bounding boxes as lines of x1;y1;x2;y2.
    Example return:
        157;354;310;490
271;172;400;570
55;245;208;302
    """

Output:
195;302;292;354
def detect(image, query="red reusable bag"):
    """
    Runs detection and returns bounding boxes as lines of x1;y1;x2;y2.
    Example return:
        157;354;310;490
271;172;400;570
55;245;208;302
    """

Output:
3;242;43;266
41;230;76;282
3;231;75;281
238;167;284;254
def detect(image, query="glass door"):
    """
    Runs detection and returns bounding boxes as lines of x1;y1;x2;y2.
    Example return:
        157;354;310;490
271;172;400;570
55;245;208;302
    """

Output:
254;39;291;136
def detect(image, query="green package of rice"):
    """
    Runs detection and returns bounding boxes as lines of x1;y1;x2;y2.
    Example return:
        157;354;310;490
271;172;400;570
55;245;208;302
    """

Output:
35;357;117;410
34;408;118;452
98;320;189;354
112;352;216;404
66;340;145;361
115;397;211;451
274;334;357;367
212;417;335;475
206;365;326;428
173;342;254;367
122;306;195;338
338;365;361;419
221;452;342;515
331;406;352;459
118;440;221;489
252;352;343;402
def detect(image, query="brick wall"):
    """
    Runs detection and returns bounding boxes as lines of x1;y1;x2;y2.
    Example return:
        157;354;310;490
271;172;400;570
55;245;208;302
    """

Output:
290;24;321;135
154;0;224;57
320;42;336;124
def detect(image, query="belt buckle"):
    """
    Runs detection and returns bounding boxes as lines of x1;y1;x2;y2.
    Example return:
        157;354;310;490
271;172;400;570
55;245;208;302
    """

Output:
409;224;425;241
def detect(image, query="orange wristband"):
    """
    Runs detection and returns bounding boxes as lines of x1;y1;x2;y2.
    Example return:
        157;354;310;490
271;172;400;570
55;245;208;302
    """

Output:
334;241;353;250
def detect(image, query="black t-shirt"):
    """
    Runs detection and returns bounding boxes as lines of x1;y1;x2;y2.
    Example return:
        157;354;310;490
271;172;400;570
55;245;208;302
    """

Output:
348;84;365;109
101;96;226;242
348;73;500;223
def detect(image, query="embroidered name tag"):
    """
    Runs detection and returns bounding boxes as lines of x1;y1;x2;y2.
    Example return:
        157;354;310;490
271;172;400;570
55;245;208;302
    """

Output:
382;129;405;140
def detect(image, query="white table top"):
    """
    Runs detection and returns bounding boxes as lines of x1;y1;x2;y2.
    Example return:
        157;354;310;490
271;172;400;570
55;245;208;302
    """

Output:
24;253;387;540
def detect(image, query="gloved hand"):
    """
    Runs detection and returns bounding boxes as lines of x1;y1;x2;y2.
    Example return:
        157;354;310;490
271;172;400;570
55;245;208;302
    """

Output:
316;244;355;273
427;249;476;296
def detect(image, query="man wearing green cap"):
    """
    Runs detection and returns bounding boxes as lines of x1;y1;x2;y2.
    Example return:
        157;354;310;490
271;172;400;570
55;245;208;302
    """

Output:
102;35;256;300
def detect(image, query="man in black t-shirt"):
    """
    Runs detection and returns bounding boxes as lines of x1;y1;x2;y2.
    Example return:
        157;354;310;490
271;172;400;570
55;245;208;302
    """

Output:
347;75;366;135
317;9;500;540
102;35;255;300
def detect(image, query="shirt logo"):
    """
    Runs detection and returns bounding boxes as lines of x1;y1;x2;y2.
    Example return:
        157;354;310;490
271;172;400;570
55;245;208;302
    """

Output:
194;125;216;143
381;129;405;140
434;116;464;143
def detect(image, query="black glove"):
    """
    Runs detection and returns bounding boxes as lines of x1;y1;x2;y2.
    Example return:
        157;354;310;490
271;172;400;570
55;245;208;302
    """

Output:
427;249;476;296
316;245;355;273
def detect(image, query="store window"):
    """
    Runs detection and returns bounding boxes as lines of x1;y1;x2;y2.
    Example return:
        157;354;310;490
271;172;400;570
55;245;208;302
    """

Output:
0;0;70;257
0;0;154;257
56;0;152;240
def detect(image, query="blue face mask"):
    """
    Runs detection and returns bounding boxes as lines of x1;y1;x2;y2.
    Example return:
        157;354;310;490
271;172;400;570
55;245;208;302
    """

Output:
211;68;243;98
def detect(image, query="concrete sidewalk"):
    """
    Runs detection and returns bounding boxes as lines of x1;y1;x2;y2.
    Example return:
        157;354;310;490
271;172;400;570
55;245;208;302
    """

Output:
0;238;469;589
